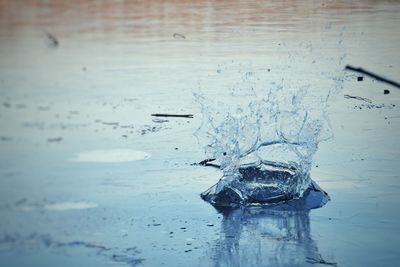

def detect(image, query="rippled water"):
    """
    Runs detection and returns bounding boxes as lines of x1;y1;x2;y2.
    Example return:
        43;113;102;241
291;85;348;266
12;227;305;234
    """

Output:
1;1;400;266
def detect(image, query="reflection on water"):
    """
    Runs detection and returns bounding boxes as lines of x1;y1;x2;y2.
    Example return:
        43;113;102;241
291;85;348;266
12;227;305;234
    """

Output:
1;0;398;41
210;208;321;267
206;184;332;267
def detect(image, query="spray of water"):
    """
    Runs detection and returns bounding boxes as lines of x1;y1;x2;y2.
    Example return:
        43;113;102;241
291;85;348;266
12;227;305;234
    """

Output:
195;52;345;207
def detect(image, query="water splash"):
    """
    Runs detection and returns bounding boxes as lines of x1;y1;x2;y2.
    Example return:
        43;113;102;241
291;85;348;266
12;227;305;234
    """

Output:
195;60;344;207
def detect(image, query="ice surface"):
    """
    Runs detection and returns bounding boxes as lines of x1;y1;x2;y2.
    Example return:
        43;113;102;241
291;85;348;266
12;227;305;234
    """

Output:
1;1;400;266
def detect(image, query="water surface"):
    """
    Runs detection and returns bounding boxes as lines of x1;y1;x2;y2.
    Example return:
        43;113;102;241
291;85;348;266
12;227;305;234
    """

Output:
1;1;400;266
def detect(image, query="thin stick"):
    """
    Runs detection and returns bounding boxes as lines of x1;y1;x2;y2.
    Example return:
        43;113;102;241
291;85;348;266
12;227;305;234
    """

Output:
151;114;193;118
45;31;59;47
192;158;220;168
198;158;216;165
344;94;372;103
345;65;400;89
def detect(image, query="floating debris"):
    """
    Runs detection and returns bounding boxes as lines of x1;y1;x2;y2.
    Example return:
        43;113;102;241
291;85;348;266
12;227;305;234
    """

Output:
173;33;186;39
345;65;400;89
45;32;59;48
151;113;193;118
193;158;220;168
344;94;372;103
354;103;393;110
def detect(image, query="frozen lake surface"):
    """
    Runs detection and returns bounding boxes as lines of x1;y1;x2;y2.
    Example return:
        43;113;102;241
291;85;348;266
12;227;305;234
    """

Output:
1;1;400;266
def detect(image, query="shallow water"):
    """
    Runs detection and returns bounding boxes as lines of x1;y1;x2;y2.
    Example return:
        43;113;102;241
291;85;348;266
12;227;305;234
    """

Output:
1;1;400;266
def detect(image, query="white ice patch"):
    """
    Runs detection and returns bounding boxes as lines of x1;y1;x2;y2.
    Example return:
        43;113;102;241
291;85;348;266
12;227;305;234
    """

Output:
72;149;151;163
44;201;99;211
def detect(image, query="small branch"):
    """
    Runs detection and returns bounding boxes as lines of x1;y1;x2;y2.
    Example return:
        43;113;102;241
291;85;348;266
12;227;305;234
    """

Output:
344;94;372;103
173;33;186;39
345;65;400;89
151;114;193;118
192;158;220;168
45;32;59;48
197;158;216;165
202;163;221;168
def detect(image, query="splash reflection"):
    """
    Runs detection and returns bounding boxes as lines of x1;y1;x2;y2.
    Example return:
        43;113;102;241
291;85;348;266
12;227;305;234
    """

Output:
211;209;318;267
208;183;331;267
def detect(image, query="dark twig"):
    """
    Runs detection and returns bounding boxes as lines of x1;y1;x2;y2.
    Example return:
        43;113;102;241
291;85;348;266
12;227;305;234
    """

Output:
173;33;186;39
45;32;59;47
345;65;400;89
151;114;193;118
344;94;372;103
192;158;220;168
198;158;216;165
202;163;221;168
